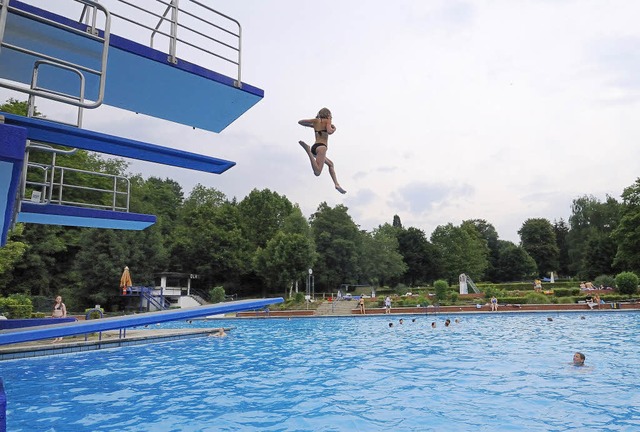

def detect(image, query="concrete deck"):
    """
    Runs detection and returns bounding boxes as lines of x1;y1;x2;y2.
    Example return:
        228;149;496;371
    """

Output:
0;327;229;361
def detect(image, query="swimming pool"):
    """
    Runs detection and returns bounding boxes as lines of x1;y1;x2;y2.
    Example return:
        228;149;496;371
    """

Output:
2;312;639;431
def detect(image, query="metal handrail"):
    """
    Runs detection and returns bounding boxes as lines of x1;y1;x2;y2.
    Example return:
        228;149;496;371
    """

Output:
109;0;243;86
24;160;131;212
0;0;111;108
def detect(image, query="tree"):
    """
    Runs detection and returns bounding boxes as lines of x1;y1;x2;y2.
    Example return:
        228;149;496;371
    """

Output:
396;226;439;286
73;229;129;308
613;179;640;273
310;203;361;291
430;222;489;283
583;232;618;279
0;98;41;116
0;225;28;294
253;231;315;296
553;219;571;277
463;219;500;282
392;214;403;228
518;218;559;277
238;189;294;249
358;224;407;287
568;195;620;278
171;186;250;290
494;240;538;282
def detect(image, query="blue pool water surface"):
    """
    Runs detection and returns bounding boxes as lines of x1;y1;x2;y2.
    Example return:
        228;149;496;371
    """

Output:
2;312;640;431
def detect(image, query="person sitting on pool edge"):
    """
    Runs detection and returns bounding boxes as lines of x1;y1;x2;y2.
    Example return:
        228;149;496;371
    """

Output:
573;352;585;366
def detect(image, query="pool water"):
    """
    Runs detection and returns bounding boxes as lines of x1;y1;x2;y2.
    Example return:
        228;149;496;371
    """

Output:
2;312;640;431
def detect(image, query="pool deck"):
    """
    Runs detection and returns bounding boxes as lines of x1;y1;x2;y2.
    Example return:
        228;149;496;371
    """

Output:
0;327;228;361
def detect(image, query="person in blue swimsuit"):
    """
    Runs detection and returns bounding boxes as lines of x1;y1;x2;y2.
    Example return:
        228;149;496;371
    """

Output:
298;108;347;194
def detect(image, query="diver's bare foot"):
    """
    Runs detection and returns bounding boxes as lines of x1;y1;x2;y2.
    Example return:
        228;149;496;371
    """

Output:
299;140;310;151
336;186;347;194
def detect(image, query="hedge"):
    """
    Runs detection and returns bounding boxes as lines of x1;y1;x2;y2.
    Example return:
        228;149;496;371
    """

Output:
0;295;33;318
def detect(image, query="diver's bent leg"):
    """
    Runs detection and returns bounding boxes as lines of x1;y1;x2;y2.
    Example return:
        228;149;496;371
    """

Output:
299;141;323;175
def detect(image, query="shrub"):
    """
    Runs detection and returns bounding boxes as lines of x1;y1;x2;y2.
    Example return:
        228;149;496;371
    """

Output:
499;297;524;304
0;294;33;318
434;280;449;302
553;288;580;297
556;297;576;304
615;272;639;295
209;286;226;303
295;292;305;303
85;307;104;319
393;283;411;296
449;292;459;304
593;275;616;290
416;295;431;307
524;292;550;304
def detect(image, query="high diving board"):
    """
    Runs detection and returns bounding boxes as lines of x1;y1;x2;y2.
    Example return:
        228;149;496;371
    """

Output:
0;0;264;133
0;297;284;345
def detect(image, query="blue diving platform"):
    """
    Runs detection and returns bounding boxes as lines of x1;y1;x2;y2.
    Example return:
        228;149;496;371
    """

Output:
0;297;284;345
0;112;238;244
0;123;26;246
16;202;156;230
0;112;236;173
0;0;264;132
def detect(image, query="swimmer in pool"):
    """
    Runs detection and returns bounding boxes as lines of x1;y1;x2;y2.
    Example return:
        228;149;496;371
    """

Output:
209;328;227;338
572;352;585;366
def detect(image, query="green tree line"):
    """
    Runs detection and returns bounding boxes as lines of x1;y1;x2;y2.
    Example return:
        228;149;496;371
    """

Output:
2;99;640;310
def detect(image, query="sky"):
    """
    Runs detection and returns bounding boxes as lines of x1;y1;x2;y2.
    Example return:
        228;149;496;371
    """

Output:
4;0;640;242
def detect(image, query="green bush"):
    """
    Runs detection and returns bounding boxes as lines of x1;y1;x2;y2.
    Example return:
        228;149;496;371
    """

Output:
84;307;104;319
498;297;524;304
0;294;33;318
556;296;576;304
393;283;411;296
295;292;305;303
594;275;616;289
209;286;226;303
615;272;639;295
434;280;449;302
524;292;550;304
553;288;580;297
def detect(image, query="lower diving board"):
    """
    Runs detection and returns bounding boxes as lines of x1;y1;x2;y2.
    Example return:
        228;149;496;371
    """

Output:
17;202;156;230
0;297;284;345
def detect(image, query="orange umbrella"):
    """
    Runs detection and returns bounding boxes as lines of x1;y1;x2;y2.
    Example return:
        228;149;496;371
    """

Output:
120;266;132;295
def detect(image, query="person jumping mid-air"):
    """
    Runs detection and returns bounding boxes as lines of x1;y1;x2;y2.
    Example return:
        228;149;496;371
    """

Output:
298;107;346;194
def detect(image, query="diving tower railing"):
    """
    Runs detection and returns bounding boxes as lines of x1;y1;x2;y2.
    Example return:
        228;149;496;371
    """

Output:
0;0;263;132
86;0;244;86
23;151;132;212
0;0;110;109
